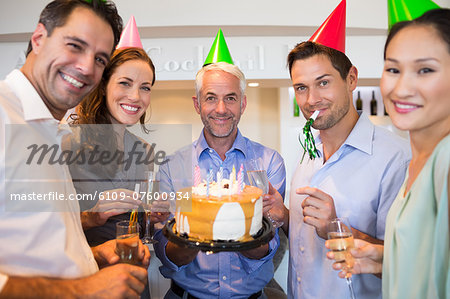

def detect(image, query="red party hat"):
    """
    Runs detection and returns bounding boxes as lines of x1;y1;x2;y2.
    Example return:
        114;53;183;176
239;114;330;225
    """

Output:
116;16;143;49
309;0;346;53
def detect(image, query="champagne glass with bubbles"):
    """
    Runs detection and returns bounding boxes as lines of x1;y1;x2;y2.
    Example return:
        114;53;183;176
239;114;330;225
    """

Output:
245;158;284;229
327;217;357;299
140;171;159;244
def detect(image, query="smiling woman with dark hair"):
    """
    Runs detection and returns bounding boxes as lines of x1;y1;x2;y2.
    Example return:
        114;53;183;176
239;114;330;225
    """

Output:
67;47;169;248
327;8;450;299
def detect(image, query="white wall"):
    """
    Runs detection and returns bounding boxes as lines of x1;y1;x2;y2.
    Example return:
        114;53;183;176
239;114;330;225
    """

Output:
1;0;449;80
2;0;450;35
279;87;304;203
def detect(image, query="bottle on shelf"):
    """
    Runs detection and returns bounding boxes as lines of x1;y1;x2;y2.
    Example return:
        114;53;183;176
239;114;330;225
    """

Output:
356;91;363;113
293;97;299;117
370;90;377;116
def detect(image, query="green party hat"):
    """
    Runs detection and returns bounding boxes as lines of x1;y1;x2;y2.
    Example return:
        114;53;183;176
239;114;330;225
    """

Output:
203;29;233;66
388;0;440;29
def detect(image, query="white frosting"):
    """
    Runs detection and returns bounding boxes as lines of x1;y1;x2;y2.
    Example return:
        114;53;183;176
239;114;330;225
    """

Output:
192;178;242;197
213;202;246;240
183;216;190;234
249;197;262;235
176;207;190;235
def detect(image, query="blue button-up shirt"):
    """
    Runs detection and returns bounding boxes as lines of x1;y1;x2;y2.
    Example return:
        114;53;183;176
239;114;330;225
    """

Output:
154;129;286;298
288;113;411;299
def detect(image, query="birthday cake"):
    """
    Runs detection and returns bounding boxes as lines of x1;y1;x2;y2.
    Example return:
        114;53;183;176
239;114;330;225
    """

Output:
175;168;263;242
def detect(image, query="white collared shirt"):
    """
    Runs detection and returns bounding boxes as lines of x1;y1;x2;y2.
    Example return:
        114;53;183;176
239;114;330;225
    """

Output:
0;70;98;292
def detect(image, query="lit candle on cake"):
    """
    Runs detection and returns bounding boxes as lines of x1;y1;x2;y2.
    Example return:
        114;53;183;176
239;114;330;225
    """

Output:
207;168;213;196
194;165;201;186
217;166;223;186
238;164;244;193
230;165;236;191
231;165;236;182
217;167;223;197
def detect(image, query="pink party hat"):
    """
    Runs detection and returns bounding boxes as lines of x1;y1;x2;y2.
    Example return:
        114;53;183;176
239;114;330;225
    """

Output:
309;0;346;53
116;16;143;49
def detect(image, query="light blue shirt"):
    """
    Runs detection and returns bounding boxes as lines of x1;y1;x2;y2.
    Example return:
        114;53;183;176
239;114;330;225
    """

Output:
288;114;411;299
154;129;286;298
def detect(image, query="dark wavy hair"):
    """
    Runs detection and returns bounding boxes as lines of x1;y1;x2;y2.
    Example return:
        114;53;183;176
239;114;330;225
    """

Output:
74;47;156;127
287;41;353;80
384;8;450;59
26;0;122;56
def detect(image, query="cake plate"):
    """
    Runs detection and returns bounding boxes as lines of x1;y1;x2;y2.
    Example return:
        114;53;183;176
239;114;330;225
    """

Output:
162;217;274;253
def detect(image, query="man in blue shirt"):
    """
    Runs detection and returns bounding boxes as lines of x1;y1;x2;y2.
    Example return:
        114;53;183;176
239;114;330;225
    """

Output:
154;62;286;298
264;42;411;298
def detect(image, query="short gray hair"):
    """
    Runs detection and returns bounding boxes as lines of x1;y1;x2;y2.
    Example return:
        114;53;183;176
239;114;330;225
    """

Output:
195;62;246;99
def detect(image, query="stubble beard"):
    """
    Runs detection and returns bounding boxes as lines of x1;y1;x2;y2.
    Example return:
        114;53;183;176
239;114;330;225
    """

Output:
311;101;350;131
202;114;238;138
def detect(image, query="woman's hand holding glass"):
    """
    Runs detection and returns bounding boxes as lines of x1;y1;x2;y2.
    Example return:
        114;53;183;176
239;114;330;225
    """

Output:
326;238;384;278
327;218;357;299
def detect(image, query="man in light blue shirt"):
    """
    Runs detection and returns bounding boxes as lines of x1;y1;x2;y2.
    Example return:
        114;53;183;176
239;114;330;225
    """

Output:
265;42;410;298
154;62;286;298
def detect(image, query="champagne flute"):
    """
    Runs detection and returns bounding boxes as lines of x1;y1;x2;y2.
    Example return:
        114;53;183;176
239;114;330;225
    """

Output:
245;158;284;229
140;171;159;244
327;217;357;299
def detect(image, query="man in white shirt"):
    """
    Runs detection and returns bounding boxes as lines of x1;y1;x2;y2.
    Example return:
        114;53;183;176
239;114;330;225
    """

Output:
0;1;149;298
